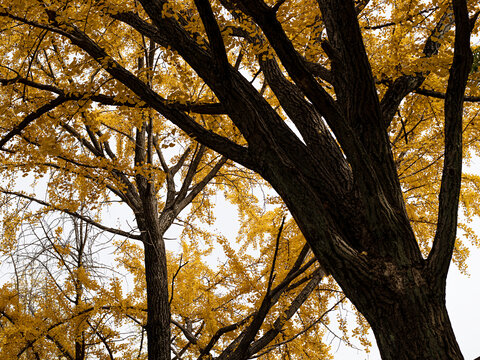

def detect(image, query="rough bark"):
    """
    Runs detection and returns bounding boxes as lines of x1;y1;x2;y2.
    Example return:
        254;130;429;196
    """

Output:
362;285;462;360
136;182;172;360
142;231;171;360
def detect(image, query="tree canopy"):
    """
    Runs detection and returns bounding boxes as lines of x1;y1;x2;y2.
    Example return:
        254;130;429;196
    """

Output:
0;0;479;359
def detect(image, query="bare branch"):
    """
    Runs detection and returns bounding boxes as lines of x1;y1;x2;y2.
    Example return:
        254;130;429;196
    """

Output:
197;315;253;359
171;318;198;345
0;189;141;240
177;155;227;211
250;295;346;358
169;255;189;305
194;0;231;78
266;217;285;296
248;268;325;356
0;75;226;114
415;88;480;102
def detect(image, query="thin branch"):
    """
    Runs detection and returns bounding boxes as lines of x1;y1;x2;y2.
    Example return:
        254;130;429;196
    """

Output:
0;190;142;239
250;296;346;358
171;318;198;345
177;155;228;211
0;96;68;150
169;255;189;305
175;144;205;204
248;268;327;357
87;320;116;360
137;327;145;359
197;315;253;359
266;217;285;296
0;75;226;113
415;88;480;102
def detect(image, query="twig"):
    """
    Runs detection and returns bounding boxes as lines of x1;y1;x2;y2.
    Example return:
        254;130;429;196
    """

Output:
266;217;285;296
170;255;189;304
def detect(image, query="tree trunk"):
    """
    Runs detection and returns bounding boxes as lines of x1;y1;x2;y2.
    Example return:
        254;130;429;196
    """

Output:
256;157;465;360
134;133;172;360
359;286;463;360
143;236;171;360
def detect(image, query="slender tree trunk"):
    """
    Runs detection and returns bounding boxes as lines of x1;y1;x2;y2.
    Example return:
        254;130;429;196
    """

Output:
75;338;85;360
136;197;171;360
134;116;172;359
143;232;171;360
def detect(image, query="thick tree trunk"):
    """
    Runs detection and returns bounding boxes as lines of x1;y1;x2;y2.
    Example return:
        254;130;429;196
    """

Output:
143;236;171;360
256;157;465;360
357;285;463;360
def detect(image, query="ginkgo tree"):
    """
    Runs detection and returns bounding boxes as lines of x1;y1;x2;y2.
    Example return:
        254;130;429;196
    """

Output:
0;38;342;359
0;0;479;359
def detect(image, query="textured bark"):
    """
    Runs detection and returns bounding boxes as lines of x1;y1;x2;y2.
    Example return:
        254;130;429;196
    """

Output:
371;302;462;360
143;234;171;360
360;286;462;360
136;184;172;360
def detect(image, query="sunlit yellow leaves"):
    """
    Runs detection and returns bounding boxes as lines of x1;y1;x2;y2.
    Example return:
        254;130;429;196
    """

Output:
0;0;478;358
0;215;137;359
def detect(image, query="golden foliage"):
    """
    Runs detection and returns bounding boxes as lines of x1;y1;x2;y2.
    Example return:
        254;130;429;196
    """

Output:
0;0;479;358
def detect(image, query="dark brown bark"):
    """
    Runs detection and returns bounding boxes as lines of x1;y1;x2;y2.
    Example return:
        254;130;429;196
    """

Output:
361;286;462;360
141;229;171;360
135;111;171;360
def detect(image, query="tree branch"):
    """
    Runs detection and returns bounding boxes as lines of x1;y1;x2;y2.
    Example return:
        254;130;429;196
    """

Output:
0;190;142;240
175;144;206;205
266;218;284;296
171;318;198;345
250;295;345;358
0;75;226;114
194;0;231;79
427;0;473;284
218;240;317;360
197;315;253;359
177;155;227;211
247;268;324;357
237;0;342;129
0;96;68;150
415;88;480;102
